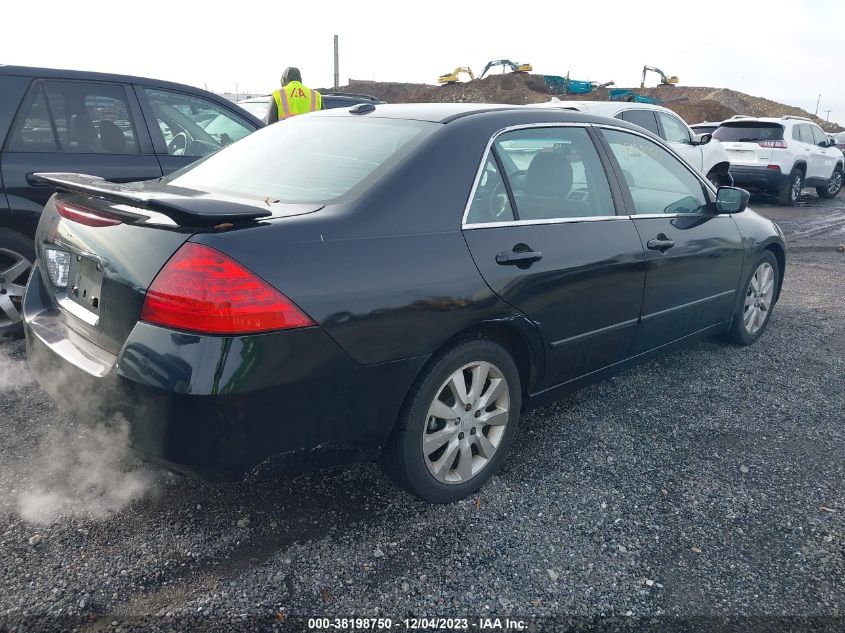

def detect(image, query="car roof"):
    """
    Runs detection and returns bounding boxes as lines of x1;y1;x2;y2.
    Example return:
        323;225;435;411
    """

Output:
529;99;677;116
723;116;819;127
238;93;383;104
311;102;659;130
1;64;221;95
0;64;263;126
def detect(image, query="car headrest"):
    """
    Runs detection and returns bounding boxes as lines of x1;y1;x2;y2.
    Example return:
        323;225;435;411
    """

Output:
97;120;127;153
523;151;573;198
69;114;96;150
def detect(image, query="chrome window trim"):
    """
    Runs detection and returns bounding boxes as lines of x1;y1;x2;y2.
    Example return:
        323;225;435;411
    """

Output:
464;215;629;229
461;121;720;230
461;122;619;229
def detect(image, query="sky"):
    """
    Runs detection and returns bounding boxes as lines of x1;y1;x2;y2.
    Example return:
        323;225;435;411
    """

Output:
1;0;841;124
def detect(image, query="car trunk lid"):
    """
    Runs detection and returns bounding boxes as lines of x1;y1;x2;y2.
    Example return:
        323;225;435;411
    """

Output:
32;174;322;355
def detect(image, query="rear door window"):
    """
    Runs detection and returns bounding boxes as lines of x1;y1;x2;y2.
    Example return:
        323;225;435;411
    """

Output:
7;84;57;151
465;155;515;224
8;81;139;154
491;126;614;220
617;110;660;135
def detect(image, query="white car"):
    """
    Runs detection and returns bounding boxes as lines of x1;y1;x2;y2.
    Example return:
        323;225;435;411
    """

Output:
529;100;732;187
713;116;844;205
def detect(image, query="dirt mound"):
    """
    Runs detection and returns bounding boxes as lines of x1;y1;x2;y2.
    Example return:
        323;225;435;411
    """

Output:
337;74;842;132
344;73;552;104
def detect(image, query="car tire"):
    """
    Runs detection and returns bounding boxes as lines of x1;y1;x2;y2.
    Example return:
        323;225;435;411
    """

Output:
816;166;843;199
725;250;779;346
0;229;35;339
777;168;803;206
382;337;522;503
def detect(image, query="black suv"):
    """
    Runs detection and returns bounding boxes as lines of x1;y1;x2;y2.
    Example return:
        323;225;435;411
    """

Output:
0;65;264;335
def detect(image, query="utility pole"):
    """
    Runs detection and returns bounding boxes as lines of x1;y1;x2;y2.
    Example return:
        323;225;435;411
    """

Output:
815;93;821;115
333;35;339;90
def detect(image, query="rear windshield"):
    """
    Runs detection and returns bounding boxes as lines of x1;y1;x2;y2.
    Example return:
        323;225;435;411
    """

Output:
166;116;436;204
713;122;784;142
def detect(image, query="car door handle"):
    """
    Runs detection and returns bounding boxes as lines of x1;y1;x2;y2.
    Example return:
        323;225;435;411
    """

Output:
495;249;543;265
646;235;675;253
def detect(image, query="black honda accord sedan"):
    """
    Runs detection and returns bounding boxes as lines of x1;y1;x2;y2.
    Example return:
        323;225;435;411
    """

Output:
23;104;785;503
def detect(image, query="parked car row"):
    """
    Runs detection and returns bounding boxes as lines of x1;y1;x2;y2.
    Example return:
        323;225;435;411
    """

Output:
691;115;844;205
0;65;382;335
532;100;733;188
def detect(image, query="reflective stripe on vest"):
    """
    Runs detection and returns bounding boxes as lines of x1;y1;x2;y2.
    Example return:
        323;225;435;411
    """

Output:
273;82;320;120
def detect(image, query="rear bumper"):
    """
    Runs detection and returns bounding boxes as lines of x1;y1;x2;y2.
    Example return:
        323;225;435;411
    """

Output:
728;165;786;191
24;265;426;474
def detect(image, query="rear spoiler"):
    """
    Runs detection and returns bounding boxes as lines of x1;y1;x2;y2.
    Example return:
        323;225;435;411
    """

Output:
31;173;272;227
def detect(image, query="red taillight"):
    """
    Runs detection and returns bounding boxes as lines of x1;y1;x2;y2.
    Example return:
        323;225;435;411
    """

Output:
140;243;314;335
56;200;123;227
758;140;787;149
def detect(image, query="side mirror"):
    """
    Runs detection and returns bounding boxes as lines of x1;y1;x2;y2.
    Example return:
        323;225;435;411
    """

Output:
715;186;750;214
691;132;712;146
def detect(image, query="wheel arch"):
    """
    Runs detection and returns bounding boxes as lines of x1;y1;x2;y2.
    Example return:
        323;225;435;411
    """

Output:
0;212;38;242
762;241;786;302
446;319;543;408
793;161;807;176
707;160;731;177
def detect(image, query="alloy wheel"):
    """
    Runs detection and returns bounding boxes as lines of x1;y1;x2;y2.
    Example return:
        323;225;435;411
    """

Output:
829;171;842;195
790;174;803;203
422;361;510;484
743;262;775;335
0;248;32;331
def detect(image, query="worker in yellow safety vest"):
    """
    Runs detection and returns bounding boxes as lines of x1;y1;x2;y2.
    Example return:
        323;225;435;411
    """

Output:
266;67;323;124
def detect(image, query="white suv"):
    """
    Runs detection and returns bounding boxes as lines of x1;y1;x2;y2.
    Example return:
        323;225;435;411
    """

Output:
528;100;733;186
713;116;844;205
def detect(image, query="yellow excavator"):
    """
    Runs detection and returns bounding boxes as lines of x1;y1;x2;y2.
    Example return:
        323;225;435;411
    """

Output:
438;67;475;85
479;59;532;79
640;65;679;88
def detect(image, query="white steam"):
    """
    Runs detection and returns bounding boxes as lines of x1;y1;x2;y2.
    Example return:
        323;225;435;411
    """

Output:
0;348;33;391
15;416;154;525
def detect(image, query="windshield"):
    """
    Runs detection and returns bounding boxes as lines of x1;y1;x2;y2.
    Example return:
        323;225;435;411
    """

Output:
713;122;784;142
238;100;270;119
165;116;437;204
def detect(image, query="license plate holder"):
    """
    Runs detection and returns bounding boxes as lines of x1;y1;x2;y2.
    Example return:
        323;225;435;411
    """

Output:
67;255;104;315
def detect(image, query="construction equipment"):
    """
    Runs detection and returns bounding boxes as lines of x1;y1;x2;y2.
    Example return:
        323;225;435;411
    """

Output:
437;67;475;85
640;66;679;89
479;60;532;79
609;89;688;106
544;73;614;95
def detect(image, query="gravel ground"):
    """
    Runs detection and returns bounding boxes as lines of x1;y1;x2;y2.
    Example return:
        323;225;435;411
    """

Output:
0;245;842;631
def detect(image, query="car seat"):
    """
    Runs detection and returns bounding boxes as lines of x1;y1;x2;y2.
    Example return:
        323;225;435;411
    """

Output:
97;120;128;153
520;151;592;219
67;114;97;152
